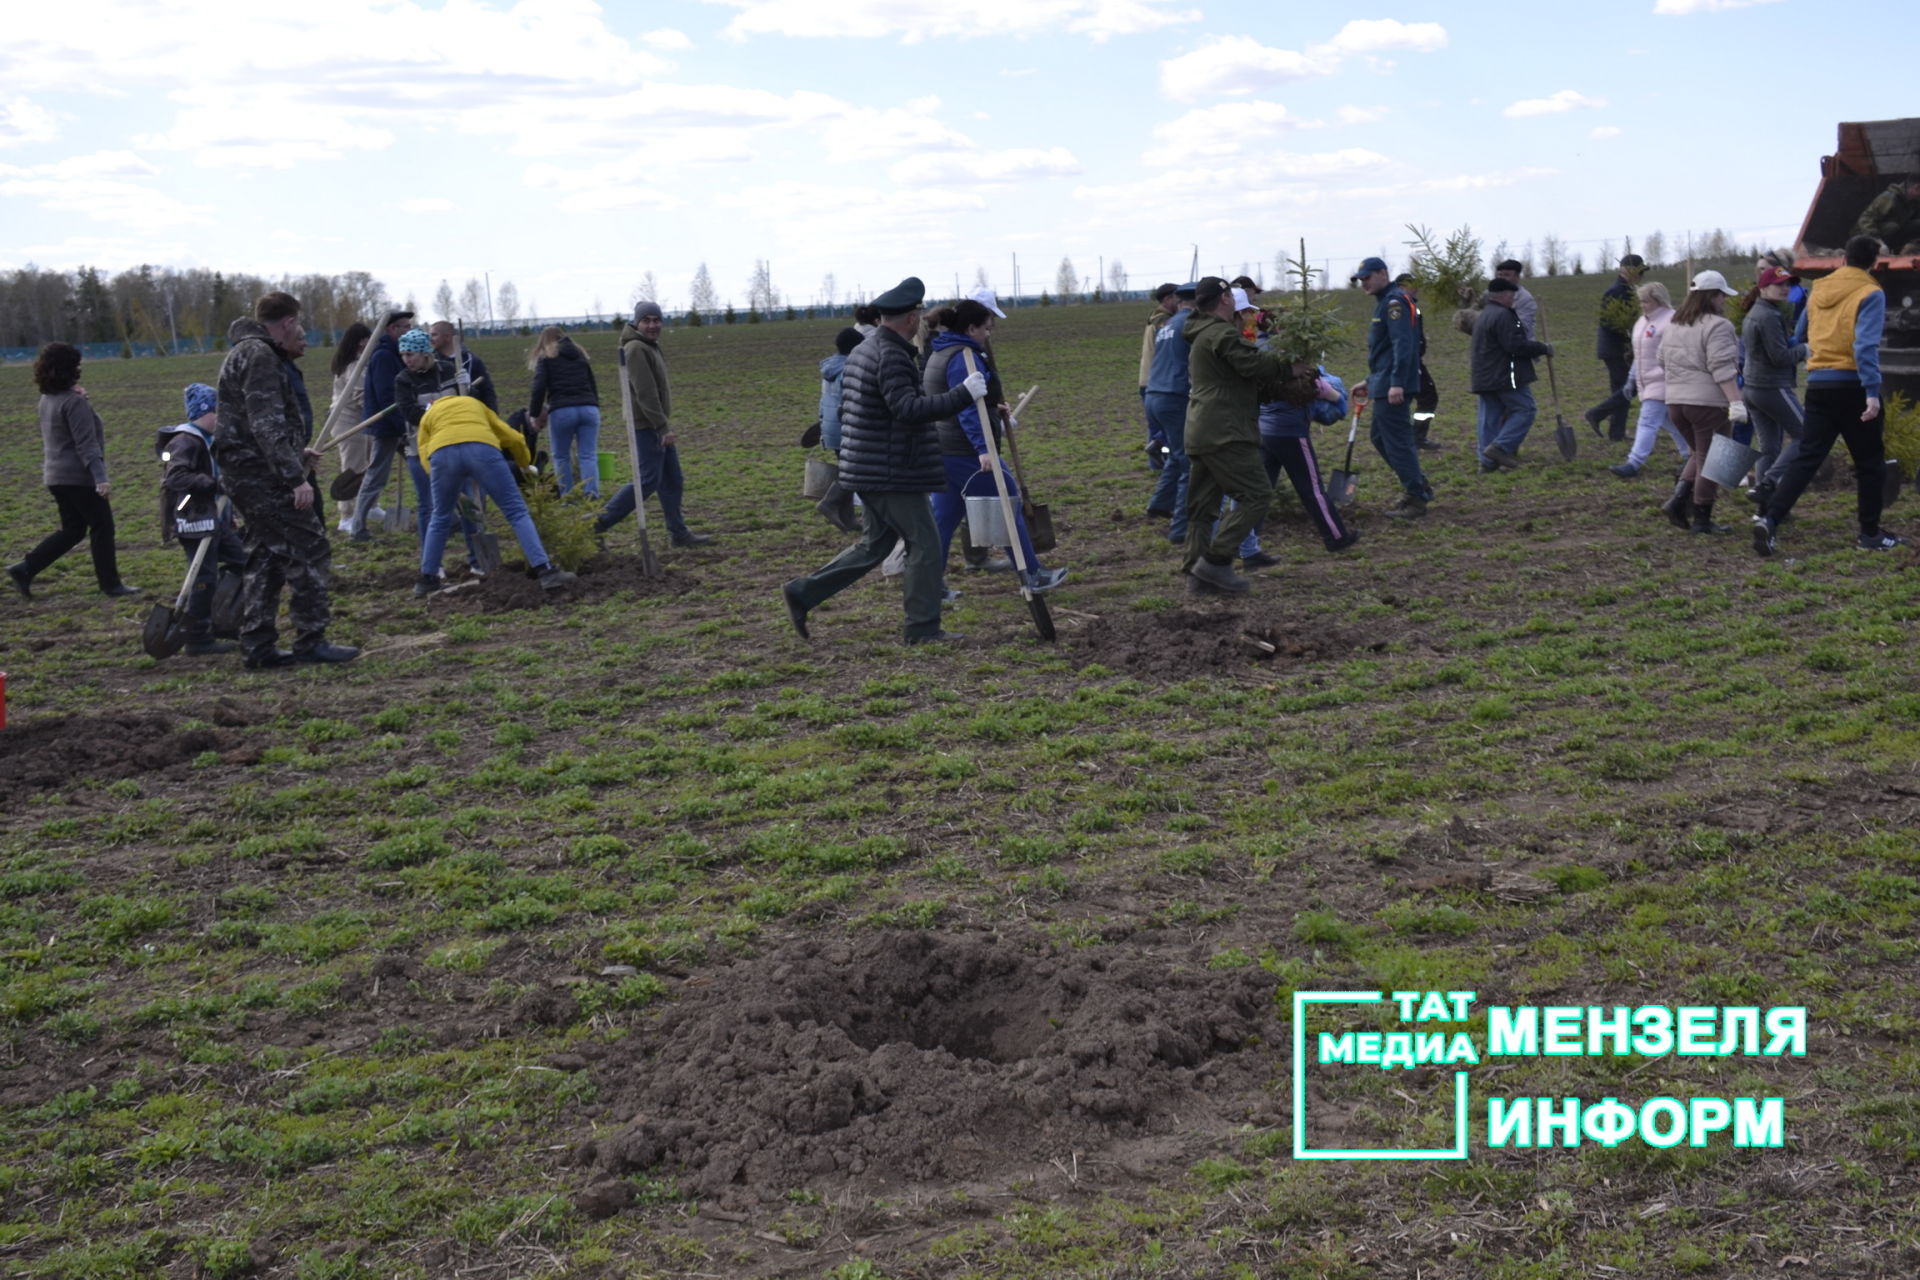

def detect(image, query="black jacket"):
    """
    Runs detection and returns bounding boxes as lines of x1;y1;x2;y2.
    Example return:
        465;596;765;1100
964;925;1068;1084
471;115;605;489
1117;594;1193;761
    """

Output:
156;424;221;538
1470;303;1553;394
529;339;600;415
394;363;450;435
836;327;970;493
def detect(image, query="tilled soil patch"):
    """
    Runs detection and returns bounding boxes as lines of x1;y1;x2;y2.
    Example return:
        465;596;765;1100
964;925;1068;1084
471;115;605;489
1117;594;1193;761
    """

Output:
578;931;1278;1209
1069;602;1377;678
0;702;257;797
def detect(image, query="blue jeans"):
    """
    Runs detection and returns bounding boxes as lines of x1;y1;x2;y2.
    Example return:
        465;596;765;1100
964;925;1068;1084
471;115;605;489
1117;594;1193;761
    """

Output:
1369;395;1431;500
421;443;549;576
1144;392;1189;529
408;453;480;565
596;430;688;538
933;455;1041;569
1475;387;1537;457
1625;399;1690;469
546;405;601;497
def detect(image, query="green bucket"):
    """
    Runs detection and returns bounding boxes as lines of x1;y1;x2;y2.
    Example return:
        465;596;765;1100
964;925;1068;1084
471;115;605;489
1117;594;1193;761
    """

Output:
596;451;625;488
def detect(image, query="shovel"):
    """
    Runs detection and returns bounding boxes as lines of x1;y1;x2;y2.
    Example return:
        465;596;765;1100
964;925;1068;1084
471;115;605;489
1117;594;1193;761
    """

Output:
615;340;664;579
962;350;1053;642
998;385;1055;553
142;532;214;659
1536;306;1577;461
1326;383;1367;509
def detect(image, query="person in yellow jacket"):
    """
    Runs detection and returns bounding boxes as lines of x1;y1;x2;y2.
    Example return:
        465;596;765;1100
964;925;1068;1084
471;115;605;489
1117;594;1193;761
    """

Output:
413;395;577;596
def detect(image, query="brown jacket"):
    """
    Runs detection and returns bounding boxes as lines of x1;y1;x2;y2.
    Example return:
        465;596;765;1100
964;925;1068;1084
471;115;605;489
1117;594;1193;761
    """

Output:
618;321;671;434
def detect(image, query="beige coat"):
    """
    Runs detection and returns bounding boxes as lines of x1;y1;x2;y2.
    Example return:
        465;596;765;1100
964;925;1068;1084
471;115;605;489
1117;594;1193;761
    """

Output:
1658;313;1738;408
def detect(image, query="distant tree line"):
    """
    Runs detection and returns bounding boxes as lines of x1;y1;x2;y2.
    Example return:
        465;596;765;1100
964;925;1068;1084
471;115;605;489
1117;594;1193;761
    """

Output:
0;265;389;351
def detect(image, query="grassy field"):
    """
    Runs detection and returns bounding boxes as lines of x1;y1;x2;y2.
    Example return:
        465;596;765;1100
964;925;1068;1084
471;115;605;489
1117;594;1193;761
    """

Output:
1;269;1918;1280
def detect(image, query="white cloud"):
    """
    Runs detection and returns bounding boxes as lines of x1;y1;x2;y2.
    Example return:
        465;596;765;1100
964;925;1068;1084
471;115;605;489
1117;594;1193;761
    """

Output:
1311;19;1448;57
1653;0;1781;12
401;198;456;214
706;0;1199;42
1591;125;1623;139
1143;101;1321;167
1161;36;1322;100
0;151;210;227
1504;90;1608;118
1337;104;1390;125
1161;21;1447;101
640;27;693;49
817;98;975;164
888;146;1081;185
0;97;58;149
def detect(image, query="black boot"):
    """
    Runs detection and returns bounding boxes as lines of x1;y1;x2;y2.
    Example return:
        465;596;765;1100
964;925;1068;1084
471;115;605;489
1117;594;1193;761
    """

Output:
1660;481;1694;531
1690;501;1724;535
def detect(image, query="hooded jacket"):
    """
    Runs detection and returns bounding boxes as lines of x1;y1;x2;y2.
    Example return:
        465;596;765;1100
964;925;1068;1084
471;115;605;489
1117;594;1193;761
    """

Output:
529;338;600;416
616;321;672;435
1741;300;1806;390
835;326;971;492
1795;266;1885;398
1469;301;1553;395
156;421;221;537
215;316;313;488
1182;308;1290;454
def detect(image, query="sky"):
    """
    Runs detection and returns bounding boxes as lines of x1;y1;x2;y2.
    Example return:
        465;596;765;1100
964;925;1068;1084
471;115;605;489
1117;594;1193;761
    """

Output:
0;0;1911;320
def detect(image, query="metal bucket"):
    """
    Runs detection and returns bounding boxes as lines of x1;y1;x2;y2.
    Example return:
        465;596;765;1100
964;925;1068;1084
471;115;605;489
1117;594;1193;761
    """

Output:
802;456;837;500
1885;459;1905;506
962;471;1010;548
1700;433;1761;490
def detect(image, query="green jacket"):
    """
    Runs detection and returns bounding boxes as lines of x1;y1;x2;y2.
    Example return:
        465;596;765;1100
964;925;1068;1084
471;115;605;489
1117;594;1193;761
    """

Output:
617;321;670;434
1855;183;1919;246
1181;309;1288;454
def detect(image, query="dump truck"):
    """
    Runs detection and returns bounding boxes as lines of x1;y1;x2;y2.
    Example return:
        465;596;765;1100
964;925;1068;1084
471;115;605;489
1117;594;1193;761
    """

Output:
1792;117;1920;401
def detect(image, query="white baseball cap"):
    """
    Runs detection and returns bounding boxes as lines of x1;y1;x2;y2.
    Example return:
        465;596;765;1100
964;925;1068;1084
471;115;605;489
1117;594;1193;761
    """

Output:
1688;269;1739;297
1231;287;1259;313
968;287;1007;318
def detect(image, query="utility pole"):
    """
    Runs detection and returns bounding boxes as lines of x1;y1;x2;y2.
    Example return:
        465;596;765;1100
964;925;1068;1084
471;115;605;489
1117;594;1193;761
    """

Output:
484;272;494;329
1189;245;1199;282
1011;252;1018;306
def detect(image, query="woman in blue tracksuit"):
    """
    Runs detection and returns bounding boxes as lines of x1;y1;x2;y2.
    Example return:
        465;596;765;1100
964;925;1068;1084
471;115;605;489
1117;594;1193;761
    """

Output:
1258;367;1359;552
924;300;1067;592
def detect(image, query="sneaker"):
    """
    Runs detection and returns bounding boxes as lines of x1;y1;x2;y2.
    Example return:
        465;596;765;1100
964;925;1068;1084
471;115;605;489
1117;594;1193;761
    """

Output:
1751;516;1777;558
293;641;360;664
336;517;353;533
942;587;963;603
669;531;713;547
1856;531;1905;551
414;573;446;598
537;564;578;591
1609;462;1641;479
102;583;142;598
1023;567;1068;593
1747;483;1775;509
1482;443;1519;470
1188;559;1250;594
467;562;487;580
1385;494;1429;520
905;630;964;645
1241;551;1281;570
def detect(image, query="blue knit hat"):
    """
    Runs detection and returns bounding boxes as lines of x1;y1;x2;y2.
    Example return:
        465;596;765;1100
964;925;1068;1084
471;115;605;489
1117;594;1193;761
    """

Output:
398;328;432;354
183;382;217;420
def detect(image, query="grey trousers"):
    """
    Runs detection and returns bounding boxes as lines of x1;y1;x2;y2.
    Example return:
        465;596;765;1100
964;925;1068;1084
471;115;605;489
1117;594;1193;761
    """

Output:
786;490;945;641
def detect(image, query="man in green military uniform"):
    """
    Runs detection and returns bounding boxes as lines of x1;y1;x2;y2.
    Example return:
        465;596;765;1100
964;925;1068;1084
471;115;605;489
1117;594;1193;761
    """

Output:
1855;177;1920;254
1179;278;1293;595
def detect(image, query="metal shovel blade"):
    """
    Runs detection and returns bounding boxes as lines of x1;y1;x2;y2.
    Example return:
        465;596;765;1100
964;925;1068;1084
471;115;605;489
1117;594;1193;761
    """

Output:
1026;591;1056;643
329;469;364;501
1026;502;1057;553
141;602;188;659
1554;416;1578;461
1326;470;1357;510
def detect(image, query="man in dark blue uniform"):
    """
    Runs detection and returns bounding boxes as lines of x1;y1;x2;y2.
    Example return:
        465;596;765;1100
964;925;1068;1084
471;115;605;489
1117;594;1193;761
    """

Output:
1583;253;1646;441
1355;257;1430;518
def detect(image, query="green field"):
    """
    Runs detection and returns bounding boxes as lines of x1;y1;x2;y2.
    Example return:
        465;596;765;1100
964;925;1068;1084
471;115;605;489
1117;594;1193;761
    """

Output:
2;271;1918;1280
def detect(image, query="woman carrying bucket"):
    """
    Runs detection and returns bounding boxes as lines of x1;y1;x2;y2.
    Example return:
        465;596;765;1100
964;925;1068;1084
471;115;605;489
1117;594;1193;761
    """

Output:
1657;270;1748;534
1609;282;1691;480
924;300;1067;593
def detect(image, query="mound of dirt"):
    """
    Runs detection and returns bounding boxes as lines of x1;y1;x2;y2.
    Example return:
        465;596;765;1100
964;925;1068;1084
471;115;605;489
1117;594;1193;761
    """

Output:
579;932;1276;1207
347;556;696;614
1070;604;1368;679
0;709;236;794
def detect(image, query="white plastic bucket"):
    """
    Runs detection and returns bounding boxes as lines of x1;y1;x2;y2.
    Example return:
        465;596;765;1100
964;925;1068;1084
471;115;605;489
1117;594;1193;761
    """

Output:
1700;433;1761;490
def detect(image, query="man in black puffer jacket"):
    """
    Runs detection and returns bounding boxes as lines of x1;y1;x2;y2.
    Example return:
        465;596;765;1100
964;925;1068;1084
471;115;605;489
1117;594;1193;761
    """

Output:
782;276;987;644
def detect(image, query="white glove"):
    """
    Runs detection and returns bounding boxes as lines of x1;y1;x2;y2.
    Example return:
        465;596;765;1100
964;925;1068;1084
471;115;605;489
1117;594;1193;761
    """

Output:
961;370;988;399
1727;400;1749;424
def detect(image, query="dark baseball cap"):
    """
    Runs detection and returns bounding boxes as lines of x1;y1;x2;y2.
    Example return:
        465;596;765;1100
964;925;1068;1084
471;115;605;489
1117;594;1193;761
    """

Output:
1153;282;1179;300
1620;254;1646;269
1351;256;1389;280
1487;277;1519;294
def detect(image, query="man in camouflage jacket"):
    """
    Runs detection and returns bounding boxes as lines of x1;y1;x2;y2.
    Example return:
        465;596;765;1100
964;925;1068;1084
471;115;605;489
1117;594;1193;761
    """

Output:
215;292;358;667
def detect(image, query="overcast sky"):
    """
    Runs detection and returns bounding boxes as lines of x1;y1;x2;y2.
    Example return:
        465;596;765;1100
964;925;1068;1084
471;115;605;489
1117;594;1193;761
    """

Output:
1;0;1909;319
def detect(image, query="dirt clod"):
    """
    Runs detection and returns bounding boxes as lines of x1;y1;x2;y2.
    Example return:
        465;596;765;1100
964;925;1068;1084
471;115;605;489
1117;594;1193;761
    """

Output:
1070;604;1363;678
588;931;1275;1207
0;711;233;797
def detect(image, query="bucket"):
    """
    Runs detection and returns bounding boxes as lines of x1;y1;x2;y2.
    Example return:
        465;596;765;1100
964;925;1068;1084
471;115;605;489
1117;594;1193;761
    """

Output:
802;455;838;500
962;470;1011;548
596;451;624;488
1700;433;1761;490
